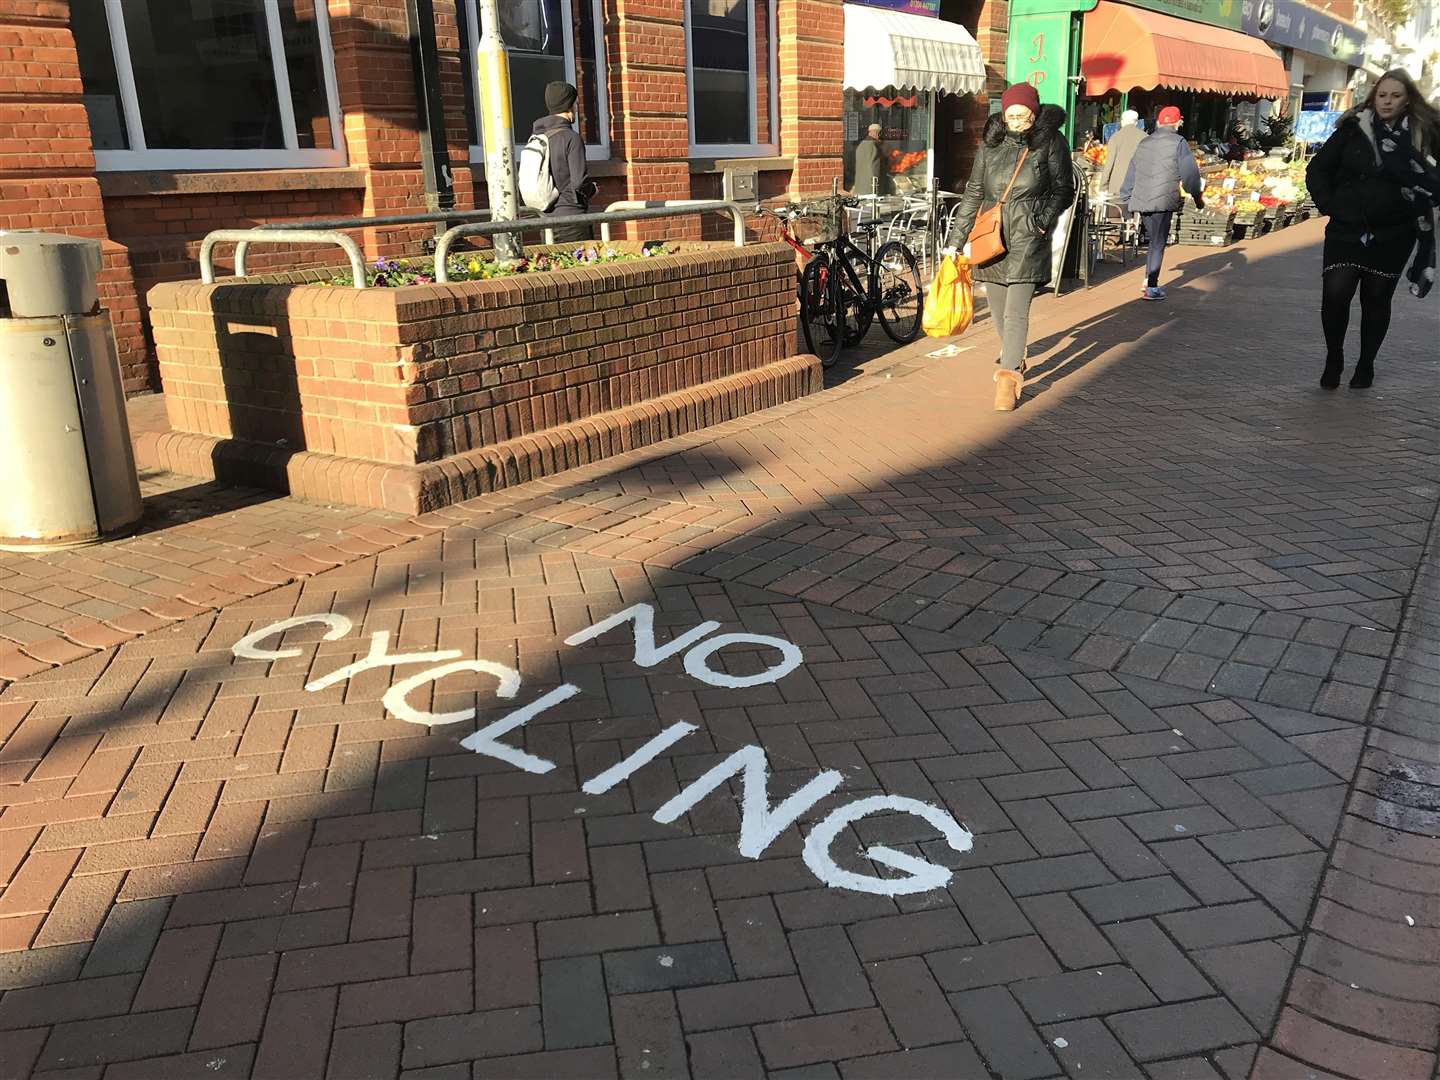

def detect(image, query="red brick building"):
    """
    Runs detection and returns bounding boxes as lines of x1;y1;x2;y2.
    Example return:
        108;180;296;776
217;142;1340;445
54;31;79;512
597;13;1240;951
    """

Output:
2;0;1009;395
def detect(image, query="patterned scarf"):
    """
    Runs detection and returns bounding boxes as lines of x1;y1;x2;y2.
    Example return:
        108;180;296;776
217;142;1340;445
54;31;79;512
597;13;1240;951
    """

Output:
1373;113;1440;298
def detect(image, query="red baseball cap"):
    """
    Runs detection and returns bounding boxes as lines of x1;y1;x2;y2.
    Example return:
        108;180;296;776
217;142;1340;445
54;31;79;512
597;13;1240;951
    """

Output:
1157;106;1183;126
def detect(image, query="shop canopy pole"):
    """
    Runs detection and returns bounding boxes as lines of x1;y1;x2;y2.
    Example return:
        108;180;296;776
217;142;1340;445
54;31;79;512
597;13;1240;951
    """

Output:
475;0;521;262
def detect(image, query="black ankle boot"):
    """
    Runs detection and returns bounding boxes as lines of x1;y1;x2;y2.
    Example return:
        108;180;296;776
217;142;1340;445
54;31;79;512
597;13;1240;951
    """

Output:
1321;356;1343;388
1349;361;1374;388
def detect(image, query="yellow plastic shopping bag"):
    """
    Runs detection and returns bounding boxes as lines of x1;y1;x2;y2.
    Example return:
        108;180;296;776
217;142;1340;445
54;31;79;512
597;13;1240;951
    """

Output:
922;254;974;338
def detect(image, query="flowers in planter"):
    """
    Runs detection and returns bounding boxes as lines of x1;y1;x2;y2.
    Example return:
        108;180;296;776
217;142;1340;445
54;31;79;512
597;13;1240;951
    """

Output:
324;244;676;288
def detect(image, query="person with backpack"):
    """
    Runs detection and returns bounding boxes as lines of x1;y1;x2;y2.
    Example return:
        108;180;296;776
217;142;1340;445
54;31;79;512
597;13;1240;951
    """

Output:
1118;105;1203;301
520;81;595;243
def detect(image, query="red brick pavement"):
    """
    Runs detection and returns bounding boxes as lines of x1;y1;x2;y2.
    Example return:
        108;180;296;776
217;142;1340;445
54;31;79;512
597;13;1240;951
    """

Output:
0;222;1436;1079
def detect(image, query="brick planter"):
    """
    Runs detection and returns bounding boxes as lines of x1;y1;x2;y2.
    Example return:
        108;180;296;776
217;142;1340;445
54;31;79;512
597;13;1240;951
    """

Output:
143;243;818;513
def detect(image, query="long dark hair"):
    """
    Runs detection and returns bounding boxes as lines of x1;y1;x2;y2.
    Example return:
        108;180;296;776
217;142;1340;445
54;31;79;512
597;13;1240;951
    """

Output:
1356;69;1440;149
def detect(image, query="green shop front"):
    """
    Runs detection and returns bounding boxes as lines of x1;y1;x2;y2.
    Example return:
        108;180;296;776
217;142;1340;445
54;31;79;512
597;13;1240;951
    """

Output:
1006;0;1288;145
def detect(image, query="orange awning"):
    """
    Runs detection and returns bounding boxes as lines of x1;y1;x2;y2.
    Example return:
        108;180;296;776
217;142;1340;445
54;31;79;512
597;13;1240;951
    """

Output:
1081;0;1288;99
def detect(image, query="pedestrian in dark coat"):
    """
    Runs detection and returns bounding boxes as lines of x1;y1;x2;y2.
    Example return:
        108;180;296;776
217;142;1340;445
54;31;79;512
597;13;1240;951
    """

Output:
535;81;596;244
951;83;1075;411
1119;105;1203;301
1307;69;1440;389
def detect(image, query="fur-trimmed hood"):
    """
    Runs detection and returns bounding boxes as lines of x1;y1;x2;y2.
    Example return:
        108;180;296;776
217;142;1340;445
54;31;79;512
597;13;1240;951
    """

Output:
982;103;1067;149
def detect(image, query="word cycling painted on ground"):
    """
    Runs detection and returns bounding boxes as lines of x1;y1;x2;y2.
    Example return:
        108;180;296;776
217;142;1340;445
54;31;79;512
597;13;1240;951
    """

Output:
232;603;974;896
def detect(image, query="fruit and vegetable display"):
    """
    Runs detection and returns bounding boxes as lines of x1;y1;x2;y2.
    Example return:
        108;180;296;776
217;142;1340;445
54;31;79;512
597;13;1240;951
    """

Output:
1195;158;1309;214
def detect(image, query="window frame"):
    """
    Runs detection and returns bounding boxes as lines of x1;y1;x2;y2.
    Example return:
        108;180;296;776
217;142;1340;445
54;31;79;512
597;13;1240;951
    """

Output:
462;0;611;164
88;0;346;172
684;0;778;159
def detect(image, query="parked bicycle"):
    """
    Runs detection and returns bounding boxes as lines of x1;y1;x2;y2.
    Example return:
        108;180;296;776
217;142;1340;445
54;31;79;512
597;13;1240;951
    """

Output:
754;197;924;368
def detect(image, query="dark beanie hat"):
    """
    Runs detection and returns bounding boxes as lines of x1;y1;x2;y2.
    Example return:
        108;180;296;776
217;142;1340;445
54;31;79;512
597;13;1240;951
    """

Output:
545;81;578;114
1000;82;1041;115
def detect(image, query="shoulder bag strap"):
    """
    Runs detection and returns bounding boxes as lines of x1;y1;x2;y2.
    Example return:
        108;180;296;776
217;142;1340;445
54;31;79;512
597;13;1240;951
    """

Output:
996;148;1031;206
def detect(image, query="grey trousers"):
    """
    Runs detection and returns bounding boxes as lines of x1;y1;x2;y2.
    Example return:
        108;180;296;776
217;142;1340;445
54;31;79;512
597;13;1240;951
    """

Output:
986;282;1037;372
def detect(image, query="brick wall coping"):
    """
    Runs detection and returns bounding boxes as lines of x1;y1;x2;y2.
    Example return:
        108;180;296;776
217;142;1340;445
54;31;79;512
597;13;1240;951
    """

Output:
99;168;370;197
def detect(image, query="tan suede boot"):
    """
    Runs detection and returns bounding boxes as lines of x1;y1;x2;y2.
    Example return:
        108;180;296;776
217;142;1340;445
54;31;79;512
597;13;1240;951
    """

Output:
993;369;1022;411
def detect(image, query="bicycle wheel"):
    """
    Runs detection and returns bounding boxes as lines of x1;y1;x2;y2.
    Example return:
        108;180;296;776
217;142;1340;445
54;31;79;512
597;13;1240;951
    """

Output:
836;265;872;346
799;256;844;368
874;241;924;344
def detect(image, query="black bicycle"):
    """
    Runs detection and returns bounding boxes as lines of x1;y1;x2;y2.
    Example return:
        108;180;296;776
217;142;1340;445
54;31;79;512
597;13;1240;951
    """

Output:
799;196;924;367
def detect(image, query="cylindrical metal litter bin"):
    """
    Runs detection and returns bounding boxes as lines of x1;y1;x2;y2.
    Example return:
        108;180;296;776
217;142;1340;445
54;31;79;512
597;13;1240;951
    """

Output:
0;231;144;551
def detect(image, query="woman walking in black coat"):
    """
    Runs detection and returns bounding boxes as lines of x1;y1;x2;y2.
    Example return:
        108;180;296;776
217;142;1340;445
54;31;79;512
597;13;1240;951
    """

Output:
951;83;1075;411
1307;69;1440;389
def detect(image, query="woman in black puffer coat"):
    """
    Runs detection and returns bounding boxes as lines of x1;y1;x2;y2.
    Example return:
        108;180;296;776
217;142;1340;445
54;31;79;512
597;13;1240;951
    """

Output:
951;83;1075;410
1307;69;1440;389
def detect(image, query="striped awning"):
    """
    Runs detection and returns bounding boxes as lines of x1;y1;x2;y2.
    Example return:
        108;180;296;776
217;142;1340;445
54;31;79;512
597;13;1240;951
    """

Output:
843;4;986;96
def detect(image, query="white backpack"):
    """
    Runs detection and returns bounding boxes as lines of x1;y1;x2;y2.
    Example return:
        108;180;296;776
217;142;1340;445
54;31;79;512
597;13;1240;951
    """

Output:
518;132;559;211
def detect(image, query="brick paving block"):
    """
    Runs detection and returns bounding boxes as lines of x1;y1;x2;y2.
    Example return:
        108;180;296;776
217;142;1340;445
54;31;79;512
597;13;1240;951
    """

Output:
1300;932;1440;1006
996;853;1116;898
538;910;659;959
36;1006;197;1070
1157;898;1296;950
410;894;472;974
1262;786;1346;846
1074;818;1164;880
591;845;652;913
0;849;80;918
1102;920;1213;1003
1270;1006;1436;1080
473;923;539;1011
676;975;813;1031
774;889;899;932
167;882;296;927
275;937;409;992
541;955;611;1049
0;972;139;1031
414;855;531;898
252;986;336;1079
867;956;966;1048
326;1022;402;1080
688;1027;766;1079
1042;1016;1140;1079
717;896;793;978
1051;786;1160;822
612;990;688;1079
926;935;1060;994
1018;893;1117;969
602;941;735;994
790;926;874;1013
649;869;723;942
846;907;975;962
1145;1057;1225;1079
532;818;589;884
104;1044;257;1079
1072;875;1198;923
1011;965;1156;1023
950;985;1057;1080
1151;839;1251;905
190;953;276;1050
1192;940;1292;1032
349;867;414;941
1108;998;1257;1062
753;1008;898;1070
401;1006;543;1070
946;868;1031;942
293;841;360;913
337;970;473;1027
838;1040;987;1079
131;923;222;1011
1200;825;1317;864
473;882;592;927
1125;806;1235;843
471;1045;618;1079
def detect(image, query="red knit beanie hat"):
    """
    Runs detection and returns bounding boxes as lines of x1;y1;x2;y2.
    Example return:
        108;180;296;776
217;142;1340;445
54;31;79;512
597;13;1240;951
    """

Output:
1000;83;1041;115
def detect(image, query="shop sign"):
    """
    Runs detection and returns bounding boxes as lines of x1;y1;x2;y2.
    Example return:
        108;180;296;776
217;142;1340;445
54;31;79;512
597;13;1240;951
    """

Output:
1242;0;1365;63
1007;11;1072;108
847;0;941;16
1125;0;1243;31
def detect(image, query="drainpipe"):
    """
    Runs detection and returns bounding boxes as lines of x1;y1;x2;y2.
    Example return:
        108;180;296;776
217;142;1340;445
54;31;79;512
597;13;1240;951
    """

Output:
405;0;455;235
475;0;523;261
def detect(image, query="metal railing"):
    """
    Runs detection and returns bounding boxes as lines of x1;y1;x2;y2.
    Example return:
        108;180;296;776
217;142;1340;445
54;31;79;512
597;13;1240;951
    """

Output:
432;200;747;283
198;201;748;289
199;229;369;289
598;200;746;247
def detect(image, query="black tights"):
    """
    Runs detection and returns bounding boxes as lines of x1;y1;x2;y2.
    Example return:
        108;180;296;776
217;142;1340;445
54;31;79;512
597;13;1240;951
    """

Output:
1321;266;1399;369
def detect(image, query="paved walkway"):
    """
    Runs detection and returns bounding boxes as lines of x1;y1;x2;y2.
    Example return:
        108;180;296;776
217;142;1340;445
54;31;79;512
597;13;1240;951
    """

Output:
1;221;1437;1080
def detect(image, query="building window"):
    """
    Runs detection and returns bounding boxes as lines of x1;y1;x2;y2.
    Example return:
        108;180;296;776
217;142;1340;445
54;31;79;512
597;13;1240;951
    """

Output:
685;0;777;156
72;0;345;171
459;0;610;162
